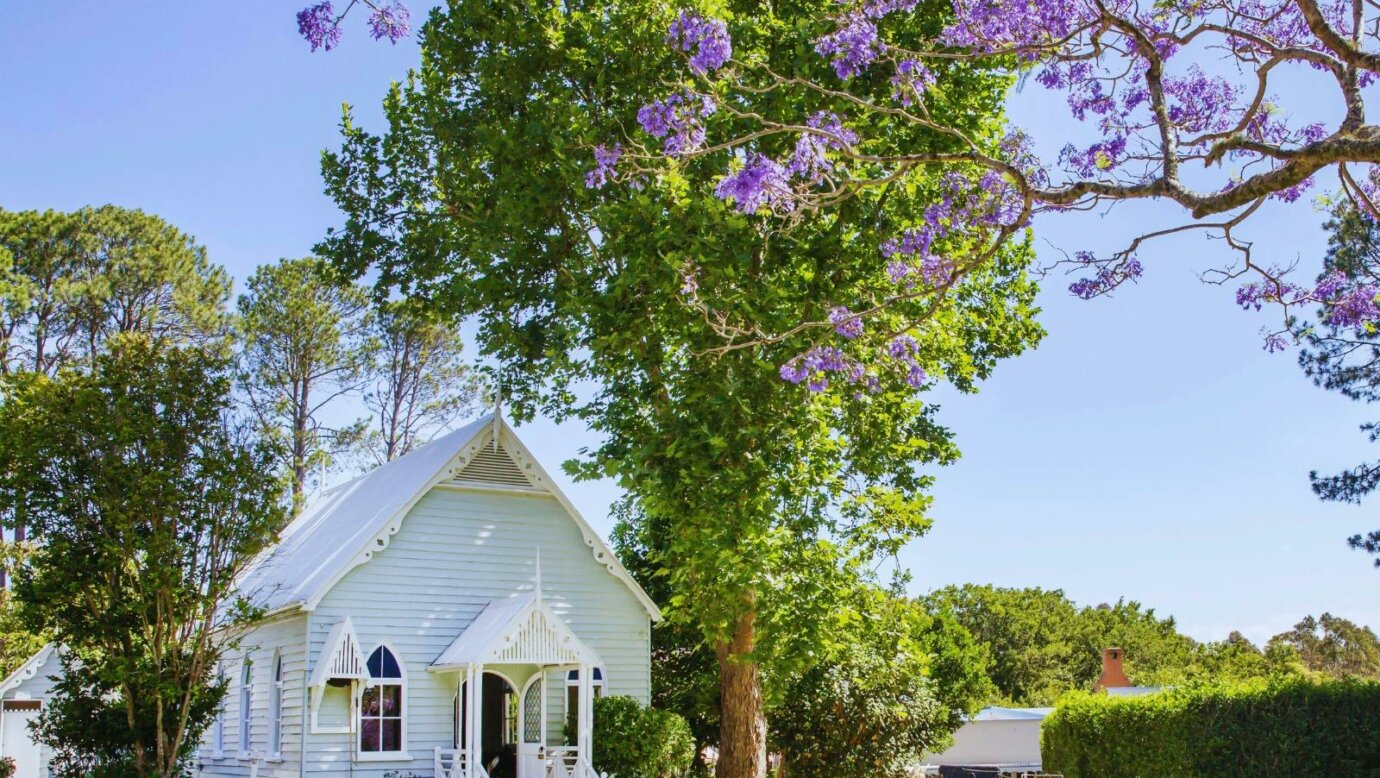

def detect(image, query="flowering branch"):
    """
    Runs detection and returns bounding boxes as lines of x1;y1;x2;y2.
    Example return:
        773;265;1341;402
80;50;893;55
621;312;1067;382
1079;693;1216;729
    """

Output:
588;0;1380;387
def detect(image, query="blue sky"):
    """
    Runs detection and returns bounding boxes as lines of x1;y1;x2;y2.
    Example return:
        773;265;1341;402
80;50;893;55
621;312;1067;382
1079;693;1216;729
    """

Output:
2;1;1375;645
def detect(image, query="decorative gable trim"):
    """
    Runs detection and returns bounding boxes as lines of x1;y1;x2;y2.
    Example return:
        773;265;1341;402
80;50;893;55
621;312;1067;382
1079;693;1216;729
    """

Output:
429;596;600;670
301;414;662;621
309;617;366;688
308;617;365;734
0;644;56;698
490;600;599;665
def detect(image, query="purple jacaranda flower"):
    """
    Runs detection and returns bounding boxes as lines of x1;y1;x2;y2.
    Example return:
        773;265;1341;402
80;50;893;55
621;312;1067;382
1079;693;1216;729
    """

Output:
788;112;857;181
668;12;732;74
1314;271;1347;300
888;335;918;359
368;1;411;43
1069;258;1143;299
298;2;341;51
585;144;621;189
1262;331;1291;353
892;59;936;106
1325;284;1380;328
715;154;792;214
780;360;811;383
815;14;882;79
638;90;716;156
905;364;929;388
830;306;864;339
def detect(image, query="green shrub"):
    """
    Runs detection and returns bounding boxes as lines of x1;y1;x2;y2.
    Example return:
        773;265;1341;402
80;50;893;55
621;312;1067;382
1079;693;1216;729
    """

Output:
771;649;955;778
593;695;695;778
1042;678;1380;778
0;757;14;778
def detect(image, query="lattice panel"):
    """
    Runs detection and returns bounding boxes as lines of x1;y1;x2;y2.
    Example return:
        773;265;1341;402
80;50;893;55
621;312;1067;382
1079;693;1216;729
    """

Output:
523;681;542;743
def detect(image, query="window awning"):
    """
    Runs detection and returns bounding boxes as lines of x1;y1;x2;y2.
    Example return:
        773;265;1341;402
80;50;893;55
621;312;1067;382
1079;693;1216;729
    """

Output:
308;616;367;689
429;593;600;670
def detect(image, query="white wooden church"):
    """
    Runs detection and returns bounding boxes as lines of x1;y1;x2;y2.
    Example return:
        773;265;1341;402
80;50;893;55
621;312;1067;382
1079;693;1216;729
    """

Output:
0;413;660;778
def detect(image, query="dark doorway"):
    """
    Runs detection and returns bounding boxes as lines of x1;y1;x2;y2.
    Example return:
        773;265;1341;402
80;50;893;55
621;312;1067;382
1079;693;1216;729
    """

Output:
456;672;519;778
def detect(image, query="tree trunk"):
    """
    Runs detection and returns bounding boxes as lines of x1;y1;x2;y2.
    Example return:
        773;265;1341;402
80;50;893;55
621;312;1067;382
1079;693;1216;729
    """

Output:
716;608;766;778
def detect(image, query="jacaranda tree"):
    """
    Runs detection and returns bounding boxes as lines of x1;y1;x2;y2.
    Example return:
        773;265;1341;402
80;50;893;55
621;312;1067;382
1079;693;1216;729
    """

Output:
314;0;1042;775
302;0;1380;568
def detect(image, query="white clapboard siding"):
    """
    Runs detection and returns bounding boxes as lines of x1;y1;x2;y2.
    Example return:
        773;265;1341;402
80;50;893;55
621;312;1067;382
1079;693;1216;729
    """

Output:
198;613;308;778
303;485;652;776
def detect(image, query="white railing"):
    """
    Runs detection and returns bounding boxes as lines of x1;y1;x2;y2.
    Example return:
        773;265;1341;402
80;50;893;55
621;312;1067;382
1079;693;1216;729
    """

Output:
546;746;580;778
434;747;466;778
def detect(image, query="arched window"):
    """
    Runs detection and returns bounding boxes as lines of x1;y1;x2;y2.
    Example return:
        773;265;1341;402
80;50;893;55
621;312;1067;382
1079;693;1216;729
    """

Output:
270;652;284;756
564;668;604;745
360;645;405;754
239;658;254;756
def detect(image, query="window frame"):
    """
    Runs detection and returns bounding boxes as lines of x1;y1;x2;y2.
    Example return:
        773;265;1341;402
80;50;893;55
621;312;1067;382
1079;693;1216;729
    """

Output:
269;651;284;759
211;662;226;759
563;667;604;746
356;643;408;761
238;656;254;760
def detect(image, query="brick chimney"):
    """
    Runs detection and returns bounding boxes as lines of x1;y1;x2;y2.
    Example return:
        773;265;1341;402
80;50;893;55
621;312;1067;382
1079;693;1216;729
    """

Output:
1094;647;1132;691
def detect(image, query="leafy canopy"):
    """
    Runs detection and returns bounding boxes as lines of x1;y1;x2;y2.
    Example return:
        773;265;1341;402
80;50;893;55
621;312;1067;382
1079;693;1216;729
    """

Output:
0;337;285;778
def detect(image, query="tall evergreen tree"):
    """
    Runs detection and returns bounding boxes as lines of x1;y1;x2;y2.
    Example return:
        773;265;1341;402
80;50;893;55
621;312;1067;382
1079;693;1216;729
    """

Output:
1300;207;1380;565
236;257;372;513
0;206;230;376
360;301;484;464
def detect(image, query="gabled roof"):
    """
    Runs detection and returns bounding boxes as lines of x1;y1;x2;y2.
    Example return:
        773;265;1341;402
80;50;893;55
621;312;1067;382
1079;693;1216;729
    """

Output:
429;593;600;669
236;413;660;620
0;643;56;697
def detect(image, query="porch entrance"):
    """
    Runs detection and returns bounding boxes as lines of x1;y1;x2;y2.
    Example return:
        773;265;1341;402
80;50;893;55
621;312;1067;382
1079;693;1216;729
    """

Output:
431;592;601;778
455;672;523;778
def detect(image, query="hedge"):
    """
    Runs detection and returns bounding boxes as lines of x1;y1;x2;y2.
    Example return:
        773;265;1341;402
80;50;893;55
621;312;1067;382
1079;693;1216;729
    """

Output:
592;695;695;778
1042;678;1380;778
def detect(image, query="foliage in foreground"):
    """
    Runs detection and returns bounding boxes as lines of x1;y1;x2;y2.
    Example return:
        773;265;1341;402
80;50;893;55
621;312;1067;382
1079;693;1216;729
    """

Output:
0;338;285;778
592;696;696;778
1042;678;1380;778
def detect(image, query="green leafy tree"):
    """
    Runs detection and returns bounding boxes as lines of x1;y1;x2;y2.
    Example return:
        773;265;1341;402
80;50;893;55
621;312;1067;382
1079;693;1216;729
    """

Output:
0;590;47;678
0;206;231;585
0;337;284;778
922;585;1201;705
318;1;1040;776
1266;613;1380;679
359;300;485;464
0;207;230;376
236;257;372;513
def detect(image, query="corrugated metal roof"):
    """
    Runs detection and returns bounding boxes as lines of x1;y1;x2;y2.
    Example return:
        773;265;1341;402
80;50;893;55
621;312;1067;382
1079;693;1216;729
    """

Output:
233;414;660;620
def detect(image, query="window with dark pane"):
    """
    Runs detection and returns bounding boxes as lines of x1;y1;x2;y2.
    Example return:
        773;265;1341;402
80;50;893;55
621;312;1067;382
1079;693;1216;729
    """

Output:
360;646;404;753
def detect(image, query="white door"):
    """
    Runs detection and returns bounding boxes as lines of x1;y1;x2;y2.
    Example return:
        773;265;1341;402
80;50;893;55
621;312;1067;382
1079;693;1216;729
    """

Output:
1;702;41;778
518;677;545;778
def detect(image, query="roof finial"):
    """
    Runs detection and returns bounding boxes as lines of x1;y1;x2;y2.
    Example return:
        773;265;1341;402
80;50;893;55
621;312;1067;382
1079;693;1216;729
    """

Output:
534;546;543;599
492;370;503;452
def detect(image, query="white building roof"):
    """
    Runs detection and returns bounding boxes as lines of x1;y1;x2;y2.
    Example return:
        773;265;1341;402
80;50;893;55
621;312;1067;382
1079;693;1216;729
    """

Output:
970;706;1055;721
235;413;660;620
429;592;600;669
